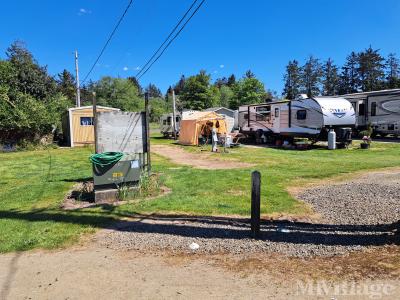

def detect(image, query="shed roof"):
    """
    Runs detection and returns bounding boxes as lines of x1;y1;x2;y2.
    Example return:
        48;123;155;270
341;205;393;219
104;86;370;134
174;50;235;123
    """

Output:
204;106;235;113
68;105;120;112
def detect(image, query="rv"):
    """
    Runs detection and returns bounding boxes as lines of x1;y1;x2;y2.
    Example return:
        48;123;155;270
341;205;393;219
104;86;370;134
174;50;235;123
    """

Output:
238;96;355;144
341;89;400;137
160;110;197;137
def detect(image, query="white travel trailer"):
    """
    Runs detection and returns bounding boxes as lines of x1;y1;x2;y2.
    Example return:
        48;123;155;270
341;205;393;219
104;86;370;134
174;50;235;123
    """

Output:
160;110;198;137
341;89;400;137
238;96;356;143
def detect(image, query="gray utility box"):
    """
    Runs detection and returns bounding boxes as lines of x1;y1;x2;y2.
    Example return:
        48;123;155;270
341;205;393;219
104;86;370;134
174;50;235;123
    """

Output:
93;154;141;189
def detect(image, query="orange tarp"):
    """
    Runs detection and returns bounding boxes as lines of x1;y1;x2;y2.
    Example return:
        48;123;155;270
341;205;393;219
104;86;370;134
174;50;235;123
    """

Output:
178;111;227;145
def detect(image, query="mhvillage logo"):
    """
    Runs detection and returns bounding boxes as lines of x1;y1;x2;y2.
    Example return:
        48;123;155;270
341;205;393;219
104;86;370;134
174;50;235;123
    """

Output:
295;280;396;299
329;108;347;118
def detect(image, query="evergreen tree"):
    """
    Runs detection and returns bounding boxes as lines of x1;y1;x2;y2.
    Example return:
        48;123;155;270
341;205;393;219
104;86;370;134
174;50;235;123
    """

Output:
173;75;186;95
145;83;162;98
218;85;234;107
230;76;267;109
57;69;76;103
321;58;339;96
385;53;400;89
245;70;255;79
339;52;359;94
214;77;228;88
227;74;236;87
180;70;218;110
6;41;57;100
282;60;301;99
357;46;385;91
300;55;322;97
127;76;143;95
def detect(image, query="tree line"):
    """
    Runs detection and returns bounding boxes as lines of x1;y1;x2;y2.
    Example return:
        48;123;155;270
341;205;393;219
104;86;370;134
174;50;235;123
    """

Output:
283;46;400;99
165;69;274;111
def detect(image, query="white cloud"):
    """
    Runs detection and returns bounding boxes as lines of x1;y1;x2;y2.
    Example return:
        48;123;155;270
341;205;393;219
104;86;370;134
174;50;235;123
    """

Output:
78;8;92;16
135;66;141;70
123;66;129;71
219;64;225;69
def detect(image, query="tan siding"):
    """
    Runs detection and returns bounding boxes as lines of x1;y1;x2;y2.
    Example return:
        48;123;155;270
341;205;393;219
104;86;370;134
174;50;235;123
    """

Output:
71;108;117;146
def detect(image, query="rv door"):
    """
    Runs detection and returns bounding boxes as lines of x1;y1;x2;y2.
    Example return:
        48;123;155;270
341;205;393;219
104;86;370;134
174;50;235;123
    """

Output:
272;106;280;133
357;100;366;127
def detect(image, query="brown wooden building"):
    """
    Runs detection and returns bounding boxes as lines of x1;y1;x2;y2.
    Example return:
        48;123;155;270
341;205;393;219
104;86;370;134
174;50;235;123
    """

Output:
62;106;120;147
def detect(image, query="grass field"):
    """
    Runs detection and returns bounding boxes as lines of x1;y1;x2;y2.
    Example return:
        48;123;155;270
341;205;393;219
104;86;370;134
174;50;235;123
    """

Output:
1;137;400;252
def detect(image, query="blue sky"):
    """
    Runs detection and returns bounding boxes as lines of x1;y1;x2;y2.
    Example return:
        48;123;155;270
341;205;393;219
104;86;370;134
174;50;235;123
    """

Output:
1;0;400;94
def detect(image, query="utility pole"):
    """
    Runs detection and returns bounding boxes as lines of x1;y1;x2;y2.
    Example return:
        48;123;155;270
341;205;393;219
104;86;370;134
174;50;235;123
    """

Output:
172;89;177;140
144;92;151;175
74;50;81;107
92;92;98;153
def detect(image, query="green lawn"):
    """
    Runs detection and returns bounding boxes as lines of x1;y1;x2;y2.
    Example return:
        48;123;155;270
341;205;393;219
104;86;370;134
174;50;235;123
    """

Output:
1;138;400;252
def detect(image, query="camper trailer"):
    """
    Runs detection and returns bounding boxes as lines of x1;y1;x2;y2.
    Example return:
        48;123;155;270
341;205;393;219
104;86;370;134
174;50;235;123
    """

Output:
341;89;400;137
238;96;355;144
159;110;197;137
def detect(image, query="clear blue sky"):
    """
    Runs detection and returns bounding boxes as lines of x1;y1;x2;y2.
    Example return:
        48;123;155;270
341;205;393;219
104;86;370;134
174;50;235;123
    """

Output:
1;0;399;94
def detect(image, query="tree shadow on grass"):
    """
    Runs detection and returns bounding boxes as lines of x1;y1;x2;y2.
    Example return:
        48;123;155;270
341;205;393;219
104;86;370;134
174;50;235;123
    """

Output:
0;210;398;247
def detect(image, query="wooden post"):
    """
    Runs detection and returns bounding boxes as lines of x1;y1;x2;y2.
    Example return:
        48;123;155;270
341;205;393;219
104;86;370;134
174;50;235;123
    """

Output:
172;89;177;140
92;92;98;153
145;92;151;175
251;170;261;238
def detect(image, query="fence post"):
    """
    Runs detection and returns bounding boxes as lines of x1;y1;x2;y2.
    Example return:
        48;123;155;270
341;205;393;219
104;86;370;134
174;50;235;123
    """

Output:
251;170;261;238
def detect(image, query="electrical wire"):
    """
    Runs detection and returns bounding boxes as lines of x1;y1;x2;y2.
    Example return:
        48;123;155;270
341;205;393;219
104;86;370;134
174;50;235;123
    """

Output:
81;0;134;85
135;0;199;78
137;0;206;80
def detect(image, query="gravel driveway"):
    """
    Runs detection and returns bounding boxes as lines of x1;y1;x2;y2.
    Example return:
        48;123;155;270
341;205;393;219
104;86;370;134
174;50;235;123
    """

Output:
96;170;400;257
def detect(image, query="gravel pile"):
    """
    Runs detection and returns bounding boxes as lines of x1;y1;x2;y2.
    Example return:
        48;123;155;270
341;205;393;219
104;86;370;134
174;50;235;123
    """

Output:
96;171;400;257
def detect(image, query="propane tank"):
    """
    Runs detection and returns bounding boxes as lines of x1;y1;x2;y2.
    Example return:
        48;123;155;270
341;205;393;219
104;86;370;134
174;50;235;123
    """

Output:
328;129;336;150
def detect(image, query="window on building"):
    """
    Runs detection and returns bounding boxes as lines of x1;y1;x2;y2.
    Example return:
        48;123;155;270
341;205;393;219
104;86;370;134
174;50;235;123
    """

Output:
371;102;377;116
80;117;93;126
296;110;307;120
275;108;280;117
166;116;172;125
359;103;365;116
243;113;248;120
163;120;167;125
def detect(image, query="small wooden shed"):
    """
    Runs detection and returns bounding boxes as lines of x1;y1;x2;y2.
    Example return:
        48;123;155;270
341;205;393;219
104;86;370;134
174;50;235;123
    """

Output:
62;106;120;147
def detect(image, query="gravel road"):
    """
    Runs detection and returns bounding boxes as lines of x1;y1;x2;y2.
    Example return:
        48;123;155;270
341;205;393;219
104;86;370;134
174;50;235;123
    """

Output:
96;170;400;257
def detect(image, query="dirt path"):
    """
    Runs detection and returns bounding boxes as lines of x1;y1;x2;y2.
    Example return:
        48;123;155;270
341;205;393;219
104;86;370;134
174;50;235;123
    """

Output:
151;144;253;169
1;244;399;300
0;246;287;300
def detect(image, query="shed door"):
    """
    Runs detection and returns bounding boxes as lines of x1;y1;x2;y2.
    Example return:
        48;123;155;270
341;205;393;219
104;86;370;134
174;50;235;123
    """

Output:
73;113;94;145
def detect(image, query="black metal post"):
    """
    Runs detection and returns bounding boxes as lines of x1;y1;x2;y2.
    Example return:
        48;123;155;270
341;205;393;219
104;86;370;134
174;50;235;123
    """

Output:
144;92;151;175
251;170;261;238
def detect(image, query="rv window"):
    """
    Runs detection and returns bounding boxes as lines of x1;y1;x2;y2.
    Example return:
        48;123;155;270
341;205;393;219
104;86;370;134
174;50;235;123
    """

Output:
80;117;93;126
255;106;270;121
256;113;265;121
167;116;172;125
371;102;377;116
296;110;307;120
243;113;248;120
176;117;180;122
163;120;167;125
275;108;279;117
359;103;365;116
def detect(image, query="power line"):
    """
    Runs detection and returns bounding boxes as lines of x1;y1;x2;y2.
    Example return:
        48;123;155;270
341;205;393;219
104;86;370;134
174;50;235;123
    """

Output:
135;0;199;78
81;0;133;85
137;0;206;80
